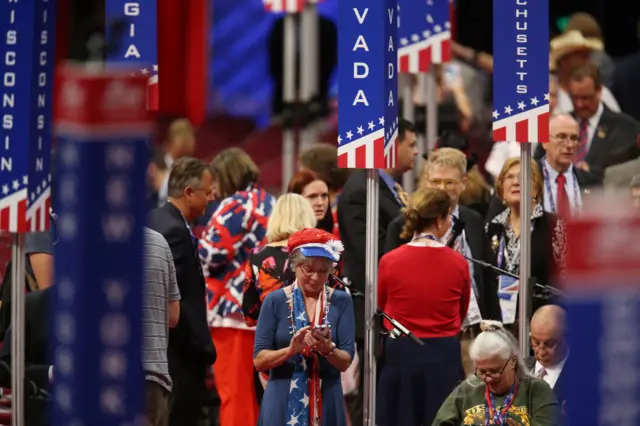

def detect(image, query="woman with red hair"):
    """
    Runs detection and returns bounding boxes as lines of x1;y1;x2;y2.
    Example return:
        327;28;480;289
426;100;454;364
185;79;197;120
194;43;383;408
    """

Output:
288;170;334;235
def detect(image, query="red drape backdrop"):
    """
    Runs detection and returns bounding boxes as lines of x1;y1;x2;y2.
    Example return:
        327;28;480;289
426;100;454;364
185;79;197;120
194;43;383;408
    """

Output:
157;0;209;126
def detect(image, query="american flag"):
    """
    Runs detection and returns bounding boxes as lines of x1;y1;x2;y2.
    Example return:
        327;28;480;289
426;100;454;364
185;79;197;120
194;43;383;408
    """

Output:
131;64;159;111
398;0;451;74
263;0;306;13
337;117;398;169
492;0;549;143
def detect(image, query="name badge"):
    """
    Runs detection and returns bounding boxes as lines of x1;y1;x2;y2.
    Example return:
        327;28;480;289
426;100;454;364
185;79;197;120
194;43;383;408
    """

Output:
498;275;519;325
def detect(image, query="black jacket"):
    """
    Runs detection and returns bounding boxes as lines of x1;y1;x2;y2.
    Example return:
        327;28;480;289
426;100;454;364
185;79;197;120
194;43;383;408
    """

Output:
148;203;216;366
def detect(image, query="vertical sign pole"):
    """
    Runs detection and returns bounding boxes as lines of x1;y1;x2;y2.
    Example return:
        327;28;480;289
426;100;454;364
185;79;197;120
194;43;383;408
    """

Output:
338;0;398;423
493;0;549;357
1;1;56;425
282;13;297;193
53;65;149;425
518;142;532;355
300;6;313;150
425;71;438;151
401;75;416;192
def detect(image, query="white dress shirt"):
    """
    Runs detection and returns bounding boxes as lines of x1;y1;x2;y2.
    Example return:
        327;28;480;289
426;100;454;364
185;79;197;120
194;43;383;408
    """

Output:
534;353;569;389
542;159;582;215
556;86;619;114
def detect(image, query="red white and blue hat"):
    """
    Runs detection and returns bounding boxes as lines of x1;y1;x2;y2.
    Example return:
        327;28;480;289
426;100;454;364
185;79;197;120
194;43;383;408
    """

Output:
287;228;344;262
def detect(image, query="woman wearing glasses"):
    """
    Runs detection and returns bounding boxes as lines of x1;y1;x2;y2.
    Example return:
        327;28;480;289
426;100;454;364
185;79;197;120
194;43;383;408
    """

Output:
433;320;561;426
253;228;355;426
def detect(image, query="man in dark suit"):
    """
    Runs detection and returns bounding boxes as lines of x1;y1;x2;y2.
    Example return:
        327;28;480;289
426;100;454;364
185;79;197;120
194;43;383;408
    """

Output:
147;157;217;426
543;63;640;180
337;118;417;426
528;305;569;414
384;147;501;374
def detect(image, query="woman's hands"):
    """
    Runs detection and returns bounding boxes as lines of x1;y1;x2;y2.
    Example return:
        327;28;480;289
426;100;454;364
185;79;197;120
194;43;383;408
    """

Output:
305;327;334;355
288;326;311;356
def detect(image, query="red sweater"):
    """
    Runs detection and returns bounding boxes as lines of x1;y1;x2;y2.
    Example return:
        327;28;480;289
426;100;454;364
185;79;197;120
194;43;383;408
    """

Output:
378;245;471;339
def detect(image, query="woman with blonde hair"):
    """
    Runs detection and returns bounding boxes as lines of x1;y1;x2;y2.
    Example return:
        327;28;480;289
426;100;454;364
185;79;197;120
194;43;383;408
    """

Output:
377;187;470;426
433;320;561;425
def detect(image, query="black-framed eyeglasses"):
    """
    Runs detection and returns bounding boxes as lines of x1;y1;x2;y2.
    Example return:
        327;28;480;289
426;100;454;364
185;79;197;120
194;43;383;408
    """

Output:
474;357;511;380
299;265;331;278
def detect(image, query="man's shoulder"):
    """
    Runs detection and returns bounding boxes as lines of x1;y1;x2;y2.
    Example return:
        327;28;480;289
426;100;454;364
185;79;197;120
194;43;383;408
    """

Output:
339;170;367;198
143;227;170;249
147;206;182;233
458;205;483;226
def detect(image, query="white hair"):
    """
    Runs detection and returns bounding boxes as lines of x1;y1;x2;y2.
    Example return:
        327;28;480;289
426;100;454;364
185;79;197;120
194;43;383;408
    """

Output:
549;112;578;126
289;250;333;270
466;320;533;386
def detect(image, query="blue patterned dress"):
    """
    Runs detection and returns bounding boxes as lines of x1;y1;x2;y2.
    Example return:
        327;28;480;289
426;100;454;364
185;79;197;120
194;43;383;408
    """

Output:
254;287;355;426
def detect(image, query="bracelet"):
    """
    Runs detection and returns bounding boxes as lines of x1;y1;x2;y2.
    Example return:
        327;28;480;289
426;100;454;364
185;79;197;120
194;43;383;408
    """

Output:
321;342;337;357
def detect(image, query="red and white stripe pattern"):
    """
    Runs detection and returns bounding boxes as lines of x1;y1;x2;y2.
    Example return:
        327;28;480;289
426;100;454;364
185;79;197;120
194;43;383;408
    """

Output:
398;19;451;74
264;0;305;13
492;93;550;142
0;189;27;232
26;188;51;232
131;65;158;111
337;117;397;169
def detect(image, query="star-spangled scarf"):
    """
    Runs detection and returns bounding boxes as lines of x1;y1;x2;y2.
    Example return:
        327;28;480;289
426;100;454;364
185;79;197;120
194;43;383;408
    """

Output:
286;283;330;426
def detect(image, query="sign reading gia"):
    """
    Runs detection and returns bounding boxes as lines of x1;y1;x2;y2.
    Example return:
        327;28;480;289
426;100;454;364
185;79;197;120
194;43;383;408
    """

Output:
105;1;157;69
0;0;55;232
338;0;399;169
53;65;150;426
492;0;549;143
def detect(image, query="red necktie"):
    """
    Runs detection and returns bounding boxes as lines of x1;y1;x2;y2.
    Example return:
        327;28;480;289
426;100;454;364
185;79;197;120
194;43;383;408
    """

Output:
555;174;571;217
575;119;589;162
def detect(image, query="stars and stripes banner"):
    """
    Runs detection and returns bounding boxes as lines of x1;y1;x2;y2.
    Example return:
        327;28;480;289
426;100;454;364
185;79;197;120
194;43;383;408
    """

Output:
338;0;399;169
0;0;56;233
105;0;158;111
264;0;306;13
492;0;549;143
398;0;451;74
53;65;150;425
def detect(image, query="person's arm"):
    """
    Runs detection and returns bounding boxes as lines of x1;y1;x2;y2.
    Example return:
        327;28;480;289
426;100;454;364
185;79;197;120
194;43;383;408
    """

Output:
198;198;256;272
459;262;471;324
451;41;494;74
253;293;308;371
377;255;389;311
322;293;355;372
432;385;463;426
165;243;181;328
530;381;563;426
24;231;54;289
384;216;405;254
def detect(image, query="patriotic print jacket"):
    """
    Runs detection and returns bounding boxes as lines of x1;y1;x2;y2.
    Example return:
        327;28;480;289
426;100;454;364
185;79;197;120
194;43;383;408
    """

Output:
198;184;275;328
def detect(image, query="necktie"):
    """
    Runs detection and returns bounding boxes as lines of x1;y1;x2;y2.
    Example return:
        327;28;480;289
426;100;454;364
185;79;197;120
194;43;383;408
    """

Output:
575;119;589;162
537;368;548;379
394;182;410;207
555;174;571;217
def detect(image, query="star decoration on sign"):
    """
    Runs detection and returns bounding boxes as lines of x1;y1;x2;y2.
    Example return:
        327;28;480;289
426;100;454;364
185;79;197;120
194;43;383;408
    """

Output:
338;117;387;145
492;93;550;120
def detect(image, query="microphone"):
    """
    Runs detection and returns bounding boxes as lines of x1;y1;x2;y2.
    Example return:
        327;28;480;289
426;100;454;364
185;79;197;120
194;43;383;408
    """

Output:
446;219;466;248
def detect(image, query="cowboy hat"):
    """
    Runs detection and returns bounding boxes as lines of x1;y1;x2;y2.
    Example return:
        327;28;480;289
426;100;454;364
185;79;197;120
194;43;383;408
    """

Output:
549;30;603;70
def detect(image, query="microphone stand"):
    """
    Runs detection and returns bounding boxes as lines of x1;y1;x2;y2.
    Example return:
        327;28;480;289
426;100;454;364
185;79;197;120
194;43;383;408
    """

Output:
461;255;565;297
330;274;425;346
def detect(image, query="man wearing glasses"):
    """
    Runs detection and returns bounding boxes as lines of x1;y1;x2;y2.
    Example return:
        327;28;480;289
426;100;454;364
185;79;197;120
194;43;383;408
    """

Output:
528;305;569;410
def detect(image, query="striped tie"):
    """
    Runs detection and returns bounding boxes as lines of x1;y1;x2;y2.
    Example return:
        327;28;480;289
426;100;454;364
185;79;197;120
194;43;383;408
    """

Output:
394;182;410;207
537;368;548;379
575;119;589;162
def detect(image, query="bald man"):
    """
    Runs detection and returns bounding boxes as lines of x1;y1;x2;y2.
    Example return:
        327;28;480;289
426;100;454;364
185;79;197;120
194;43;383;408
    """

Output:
528;305;569;408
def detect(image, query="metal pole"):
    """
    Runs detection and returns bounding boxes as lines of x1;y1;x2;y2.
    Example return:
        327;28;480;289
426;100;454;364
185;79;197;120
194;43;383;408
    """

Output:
363;169;379;426
425;69;438;151
402;74;416;192
11;233;25;426
518;142;532;358
282;14;297;193
299;4;317;150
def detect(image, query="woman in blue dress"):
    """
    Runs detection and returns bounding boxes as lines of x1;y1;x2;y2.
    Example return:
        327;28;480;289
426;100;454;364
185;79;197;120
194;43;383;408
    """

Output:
254;228;355;426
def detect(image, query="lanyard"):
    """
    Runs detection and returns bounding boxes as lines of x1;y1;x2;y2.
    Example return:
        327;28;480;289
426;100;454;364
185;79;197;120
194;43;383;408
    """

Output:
496;235;517;270
542;161;580;215
485;381;518;425
412;233;438;242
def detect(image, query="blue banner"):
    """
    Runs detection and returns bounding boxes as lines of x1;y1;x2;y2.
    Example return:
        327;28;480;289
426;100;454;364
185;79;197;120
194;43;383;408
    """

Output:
338;0;398;169
53;69;149;425
0;0;55;232
104;0;157;74
492;0;549;143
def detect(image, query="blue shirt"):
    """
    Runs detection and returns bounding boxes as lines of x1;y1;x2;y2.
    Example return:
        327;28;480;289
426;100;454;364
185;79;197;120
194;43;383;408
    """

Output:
379;170;403;205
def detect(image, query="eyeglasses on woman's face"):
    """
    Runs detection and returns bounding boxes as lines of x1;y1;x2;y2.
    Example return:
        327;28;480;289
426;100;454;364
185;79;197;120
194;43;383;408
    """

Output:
299;264;331;279
474;357;511;381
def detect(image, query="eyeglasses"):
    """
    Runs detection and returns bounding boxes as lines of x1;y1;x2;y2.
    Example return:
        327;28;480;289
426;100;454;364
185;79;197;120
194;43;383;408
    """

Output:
550;133;580;145
530;336;561;351
474;357;511;380
299;265;331;278
426;178;461;190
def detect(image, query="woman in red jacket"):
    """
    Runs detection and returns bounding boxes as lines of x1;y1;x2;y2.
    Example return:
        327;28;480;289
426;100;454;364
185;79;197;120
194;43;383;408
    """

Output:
377;187;470;426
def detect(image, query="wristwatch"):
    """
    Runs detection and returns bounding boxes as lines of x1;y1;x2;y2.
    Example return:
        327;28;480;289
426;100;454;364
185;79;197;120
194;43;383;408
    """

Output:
321;342;337;357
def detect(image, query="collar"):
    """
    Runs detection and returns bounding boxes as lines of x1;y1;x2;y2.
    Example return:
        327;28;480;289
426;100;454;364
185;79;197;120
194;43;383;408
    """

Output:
535;351;569;375
452;205;460;219
164;153;174;168
378;170;397;190
586;102;604;126
490;203;545;226
543;158;574;182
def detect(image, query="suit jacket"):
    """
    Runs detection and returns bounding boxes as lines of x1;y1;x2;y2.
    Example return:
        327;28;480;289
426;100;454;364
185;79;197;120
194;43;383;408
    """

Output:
604;157;640;189
534;105;640;179
337;170;403;340
384;205;502;322
148;203;216;366
0;287;52;390
526;356;568;407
